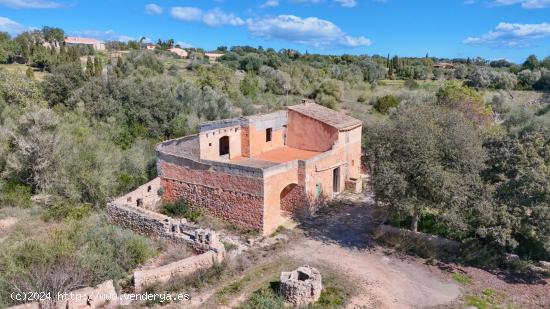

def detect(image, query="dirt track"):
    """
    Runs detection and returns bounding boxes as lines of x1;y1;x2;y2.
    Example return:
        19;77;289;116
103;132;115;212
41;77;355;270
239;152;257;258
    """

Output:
290;193;460;308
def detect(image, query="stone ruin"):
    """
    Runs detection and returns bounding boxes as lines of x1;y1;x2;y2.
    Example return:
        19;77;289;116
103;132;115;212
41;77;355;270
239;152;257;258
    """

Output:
280;265;322;306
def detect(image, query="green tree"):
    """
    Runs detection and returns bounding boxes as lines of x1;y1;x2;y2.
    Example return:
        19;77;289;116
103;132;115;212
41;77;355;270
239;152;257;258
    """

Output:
522;54;539;71
93;57;102;77
84;56;94;79
365;104;486;232
374;95;400;114
436;81;491;124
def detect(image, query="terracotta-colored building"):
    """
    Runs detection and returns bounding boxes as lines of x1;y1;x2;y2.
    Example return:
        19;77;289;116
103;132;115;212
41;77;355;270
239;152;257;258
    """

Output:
156;101;363;235
64;37;105;50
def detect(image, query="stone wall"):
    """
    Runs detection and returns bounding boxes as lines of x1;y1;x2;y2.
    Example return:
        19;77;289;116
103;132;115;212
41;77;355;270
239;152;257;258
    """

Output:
134;250;224;292
106;202;197;246
280;184;307;214
159;161;264;231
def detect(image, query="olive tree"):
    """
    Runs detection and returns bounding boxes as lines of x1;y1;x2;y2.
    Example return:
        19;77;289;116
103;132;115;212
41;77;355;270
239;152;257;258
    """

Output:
365;104;486;232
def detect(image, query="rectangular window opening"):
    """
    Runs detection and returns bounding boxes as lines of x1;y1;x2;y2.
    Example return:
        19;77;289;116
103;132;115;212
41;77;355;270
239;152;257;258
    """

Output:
266;128;272;142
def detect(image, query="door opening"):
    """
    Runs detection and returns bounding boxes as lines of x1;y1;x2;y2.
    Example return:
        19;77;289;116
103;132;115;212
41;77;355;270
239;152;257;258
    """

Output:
332;167;340;193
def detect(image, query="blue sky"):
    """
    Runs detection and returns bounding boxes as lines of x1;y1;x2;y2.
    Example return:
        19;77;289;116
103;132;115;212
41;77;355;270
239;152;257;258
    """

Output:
0;0;549;62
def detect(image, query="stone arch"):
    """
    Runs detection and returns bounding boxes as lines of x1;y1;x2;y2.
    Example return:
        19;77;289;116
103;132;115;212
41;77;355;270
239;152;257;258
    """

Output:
219;136;229;157
280;183;306;214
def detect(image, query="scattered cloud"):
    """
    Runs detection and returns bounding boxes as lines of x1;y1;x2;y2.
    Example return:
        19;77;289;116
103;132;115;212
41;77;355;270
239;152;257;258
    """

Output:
176;41;193;48
145;3;163;15
491;0;550;8
202;8;244;26
260;0;280;8
463;22;550;47
171;7;203;22
0;16;31;34
171;7;243;26
71;29;134;42
0;0;63;9
335;0;357;7
246;15;372;48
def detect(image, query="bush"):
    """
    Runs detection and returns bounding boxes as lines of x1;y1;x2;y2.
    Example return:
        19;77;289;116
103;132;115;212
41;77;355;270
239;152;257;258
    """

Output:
357;94;368;103
162;199;202;222
373;95;400;114
404;79;419;89
0;181;32;208
240;283;284;309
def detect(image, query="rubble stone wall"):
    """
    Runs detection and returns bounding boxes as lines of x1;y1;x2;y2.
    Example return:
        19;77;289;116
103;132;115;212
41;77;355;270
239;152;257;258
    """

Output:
159;161;264;231
134;250;224;292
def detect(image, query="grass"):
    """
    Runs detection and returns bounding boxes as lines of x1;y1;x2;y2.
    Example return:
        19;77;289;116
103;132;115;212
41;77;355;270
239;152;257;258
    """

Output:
452;273;473;285
464;288;521;309
223;241;238;252
0;64;49;81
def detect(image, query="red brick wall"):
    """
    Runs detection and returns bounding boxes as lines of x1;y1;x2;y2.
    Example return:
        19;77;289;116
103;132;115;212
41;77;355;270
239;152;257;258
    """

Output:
159;161;264;231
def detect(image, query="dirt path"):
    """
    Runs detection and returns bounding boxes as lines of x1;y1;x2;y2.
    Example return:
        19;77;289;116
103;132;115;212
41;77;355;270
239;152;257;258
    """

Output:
290;193;460;308
287;238;460;308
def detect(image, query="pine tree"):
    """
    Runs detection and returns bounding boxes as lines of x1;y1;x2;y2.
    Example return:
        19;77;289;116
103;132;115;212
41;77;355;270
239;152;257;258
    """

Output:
93;57;102;77
85;56;94;79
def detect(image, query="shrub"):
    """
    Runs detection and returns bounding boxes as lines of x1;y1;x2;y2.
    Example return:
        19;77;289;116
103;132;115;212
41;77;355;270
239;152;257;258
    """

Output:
161;199;202;222
404;79;419;89
0;181;32;208
373;95;400;114
239;283;284;309
357;94;368;103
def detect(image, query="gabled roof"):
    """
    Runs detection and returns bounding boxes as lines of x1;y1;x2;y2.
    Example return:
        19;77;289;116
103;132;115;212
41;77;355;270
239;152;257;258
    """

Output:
287;102;362;131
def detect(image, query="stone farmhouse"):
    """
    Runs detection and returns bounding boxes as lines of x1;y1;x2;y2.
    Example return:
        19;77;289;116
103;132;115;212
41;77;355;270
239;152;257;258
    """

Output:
64;37;105;50
156;101;363;235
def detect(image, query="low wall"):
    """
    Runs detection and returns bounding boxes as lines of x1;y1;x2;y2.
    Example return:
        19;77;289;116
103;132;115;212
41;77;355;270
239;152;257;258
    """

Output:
106;202;199;246
134;250;224;292
374;225;461;259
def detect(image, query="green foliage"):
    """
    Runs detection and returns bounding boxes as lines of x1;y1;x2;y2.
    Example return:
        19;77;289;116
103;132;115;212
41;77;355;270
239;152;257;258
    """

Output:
366;104;486;233
436;81;491;123
0;181;32;208
239;283;284;309
452;273;473;285
373;95;400;114
162;199;202;222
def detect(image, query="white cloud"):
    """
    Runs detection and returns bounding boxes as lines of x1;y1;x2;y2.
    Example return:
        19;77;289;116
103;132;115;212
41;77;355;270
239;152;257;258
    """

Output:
260;0;280;8
202;8;244;26
0;16;30;34
176;41;193;48
489;0;550;8
171;7;203;22
171;7;243;27
0;0;62;9
145;3;163;15
335;0;357;7
246;15;372;48
463;22;550;47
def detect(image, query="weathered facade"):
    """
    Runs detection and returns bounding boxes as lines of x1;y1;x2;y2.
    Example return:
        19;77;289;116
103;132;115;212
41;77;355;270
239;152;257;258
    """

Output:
156;101;363;235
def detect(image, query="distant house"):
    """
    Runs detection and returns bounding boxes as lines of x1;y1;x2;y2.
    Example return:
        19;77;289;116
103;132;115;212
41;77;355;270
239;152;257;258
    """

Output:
64;37;105;50
169;47;188;58
143;43;156;50
205;52;224;62
433;62;455;69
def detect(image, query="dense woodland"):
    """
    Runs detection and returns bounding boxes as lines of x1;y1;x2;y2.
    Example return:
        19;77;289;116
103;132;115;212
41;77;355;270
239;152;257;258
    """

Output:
0;27;549;306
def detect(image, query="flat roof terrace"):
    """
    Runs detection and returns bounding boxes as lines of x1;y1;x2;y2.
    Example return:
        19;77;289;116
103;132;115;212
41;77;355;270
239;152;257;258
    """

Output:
230;146;321;167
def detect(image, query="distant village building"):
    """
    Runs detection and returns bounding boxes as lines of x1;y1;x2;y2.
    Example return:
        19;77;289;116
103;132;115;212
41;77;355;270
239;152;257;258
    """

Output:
433;62;455;69
64;37;105;50
143;43;156;50
169;47;188;58
156;100;363;235
205;52;224;62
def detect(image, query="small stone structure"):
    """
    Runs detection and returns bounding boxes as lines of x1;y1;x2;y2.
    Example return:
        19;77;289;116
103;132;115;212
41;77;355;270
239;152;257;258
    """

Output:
280;265;322;306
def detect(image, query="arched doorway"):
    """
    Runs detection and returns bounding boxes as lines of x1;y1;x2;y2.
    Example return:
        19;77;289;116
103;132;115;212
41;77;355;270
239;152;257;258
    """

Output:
280;183;306;215
219;136;229;157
